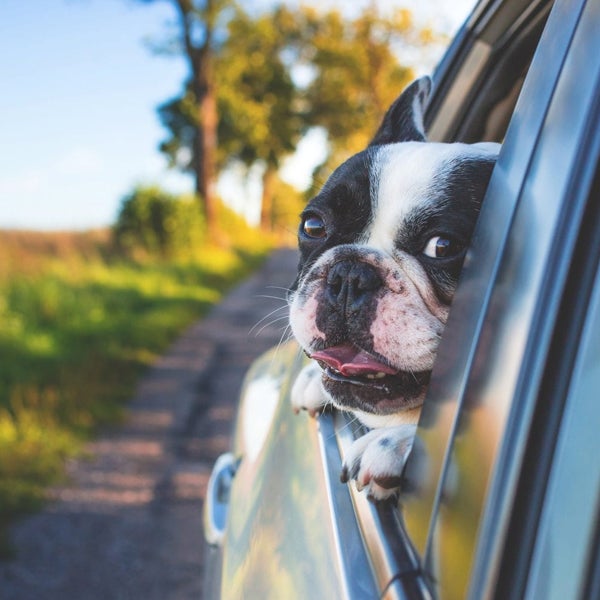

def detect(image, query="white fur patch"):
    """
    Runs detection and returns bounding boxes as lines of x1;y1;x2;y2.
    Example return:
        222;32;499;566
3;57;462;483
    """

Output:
289;293;326;349
370;291;442;371
291;362;330;416
366;141;499;253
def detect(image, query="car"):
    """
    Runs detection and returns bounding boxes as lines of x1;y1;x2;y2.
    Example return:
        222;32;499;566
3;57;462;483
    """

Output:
203;0;600;597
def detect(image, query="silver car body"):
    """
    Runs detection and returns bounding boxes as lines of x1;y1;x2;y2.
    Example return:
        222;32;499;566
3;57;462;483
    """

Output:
204;0;600;597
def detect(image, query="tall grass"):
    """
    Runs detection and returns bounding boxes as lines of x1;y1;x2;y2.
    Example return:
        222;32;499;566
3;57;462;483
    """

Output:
0;228;273;556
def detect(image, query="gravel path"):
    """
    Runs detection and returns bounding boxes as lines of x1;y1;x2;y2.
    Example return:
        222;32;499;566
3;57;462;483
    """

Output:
0;248;299;600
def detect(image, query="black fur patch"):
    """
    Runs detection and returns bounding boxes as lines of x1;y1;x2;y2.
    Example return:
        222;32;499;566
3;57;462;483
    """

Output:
395;156;496;303
291;150;375;294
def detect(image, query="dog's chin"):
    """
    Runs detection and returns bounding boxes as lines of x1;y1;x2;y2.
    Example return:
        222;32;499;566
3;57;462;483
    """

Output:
320;366;430;415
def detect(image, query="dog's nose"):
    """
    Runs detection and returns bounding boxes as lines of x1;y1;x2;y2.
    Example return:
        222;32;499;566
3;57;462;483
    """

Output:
326;260;382;313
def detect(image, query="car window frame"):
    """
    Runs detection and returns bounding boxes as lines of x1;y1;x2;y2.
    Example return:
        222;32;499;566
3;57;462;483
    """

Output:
488;5;600;596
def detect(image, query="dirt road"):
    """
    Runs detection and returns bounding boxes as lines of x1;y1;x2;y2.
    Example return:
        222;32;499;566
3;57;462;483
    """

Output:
0;248;298;600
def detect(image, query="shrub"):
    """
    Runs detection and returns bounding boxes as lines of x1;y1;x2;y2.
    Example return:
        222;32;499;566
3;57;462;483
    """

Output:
113;185;206;259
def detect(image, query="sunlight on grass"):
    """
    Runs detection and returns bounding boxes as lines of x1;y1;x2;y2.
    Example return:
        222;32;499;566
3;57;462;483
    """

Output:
0;229;274;555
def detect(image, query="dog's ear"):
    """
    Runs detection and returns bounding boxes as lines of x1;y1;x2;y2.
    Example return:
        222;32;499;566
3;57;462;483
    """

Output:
369;76;432;146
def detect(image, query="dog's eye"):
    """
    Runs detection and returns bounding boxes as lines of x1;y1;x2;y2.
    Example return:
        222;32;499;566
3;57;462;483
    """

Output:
301;215;327;239
423;236;462;258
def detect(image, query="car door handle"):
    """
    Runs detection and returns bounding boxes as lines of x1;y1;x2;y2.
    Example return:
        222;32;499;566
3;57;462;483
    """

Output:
203;452;239;546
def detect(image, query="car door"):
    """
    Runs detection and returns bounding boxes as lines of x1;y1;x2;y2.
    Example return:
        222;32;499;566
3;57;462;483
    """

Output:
401;0;600;597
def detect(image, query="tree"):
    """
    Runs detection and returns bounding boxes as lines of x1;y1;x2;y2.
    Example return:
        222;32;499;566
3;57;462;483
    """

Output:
141;0;234;234
158;5;306;231
295;6;418;191
152;4;428;231
215;6;305;230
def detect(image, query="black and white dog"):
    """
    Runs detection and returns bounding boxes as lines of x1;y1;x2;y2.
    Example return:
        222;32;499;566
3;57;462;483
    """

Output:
288;77;499;500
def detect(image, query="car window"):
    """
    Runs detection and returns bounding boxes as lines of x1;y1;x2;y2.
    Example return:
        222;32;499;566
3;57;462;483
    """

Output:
397;0;600;597
426;0;553;144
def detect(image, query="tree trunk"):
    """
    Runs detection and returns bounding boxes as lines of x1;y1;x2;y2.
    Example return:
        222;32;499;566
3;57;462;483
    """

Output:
175;0;219;236
194;67;218;233
260;166;276;231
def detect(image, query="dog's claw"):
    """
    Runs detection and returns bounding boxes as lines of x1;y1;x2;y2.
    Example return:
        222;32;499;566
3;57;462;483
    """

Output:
339;425;417;501
374;475;403;490
340;465;349;483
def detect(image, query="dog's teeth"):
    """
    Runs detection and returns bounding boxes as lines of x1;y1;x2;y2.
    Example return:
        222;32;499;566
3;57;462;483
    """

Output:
366;372;387;380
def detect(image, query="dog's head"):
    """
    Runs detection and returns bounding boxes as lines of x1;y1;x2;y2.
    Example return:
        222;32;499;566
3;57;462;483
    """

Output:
288;77;499;425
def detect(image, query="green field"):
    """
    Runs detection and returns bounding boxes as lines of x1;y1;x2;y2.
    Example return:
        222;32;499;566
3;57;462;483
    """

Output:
0;228;273;555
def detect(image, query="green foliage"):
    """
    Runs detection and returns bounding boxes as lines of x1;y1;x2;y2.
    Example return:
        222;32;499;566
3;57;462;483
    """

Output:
155;3;429;231
269;177;306;237
216;6;304;171
0;227;272;556
113;185;206;258
299;6;416;163
157;89;199;171
156;4;425;170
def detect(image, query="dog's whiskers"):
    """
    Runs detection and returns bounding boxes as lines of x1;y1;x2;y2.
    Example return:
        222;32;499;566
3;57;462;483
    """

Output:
409;369;422;384
265;324;296;371
265;284;293;294
254;294;289;303
326;410;361;441
252;315;290;338
248;305;289;336
273;323;293;351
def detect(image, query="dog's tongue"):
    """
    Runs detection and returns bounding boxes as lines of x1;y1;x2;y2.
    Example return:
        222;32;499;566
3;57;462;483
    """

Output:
311;344;397;377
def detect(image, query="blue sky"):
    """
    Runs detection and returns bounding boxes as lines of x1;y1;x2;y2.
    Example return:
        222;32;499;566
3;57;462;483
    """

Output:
0;0;474;231
1;0;191;230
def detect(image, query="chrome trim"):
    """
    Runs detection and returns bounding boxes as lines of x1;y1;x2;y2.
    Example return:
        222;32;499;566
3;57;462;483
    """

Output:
332;412;430;600
334;414;403;593
315;412;380;600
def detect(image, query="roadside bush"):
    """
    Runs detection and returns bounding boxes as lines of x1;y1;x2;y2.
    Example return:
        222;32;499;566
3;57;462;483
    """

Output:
113;185;206;259
214;200;277;252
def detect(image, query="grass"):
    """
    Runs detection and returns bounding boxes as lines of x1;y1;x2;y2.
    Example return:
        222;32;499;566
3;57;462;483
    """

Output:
0;228;273;556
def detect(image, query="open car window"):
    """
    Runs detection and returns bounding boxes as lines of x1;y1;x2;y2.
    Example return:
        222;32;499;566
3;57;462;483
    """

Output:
323;1;562;595
321;0;568;597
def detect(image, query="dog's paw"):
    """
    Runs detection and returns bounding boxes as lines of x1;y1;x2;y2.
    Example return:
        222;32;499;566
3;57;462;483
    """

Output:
340;425;417;501
291;362;328;417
